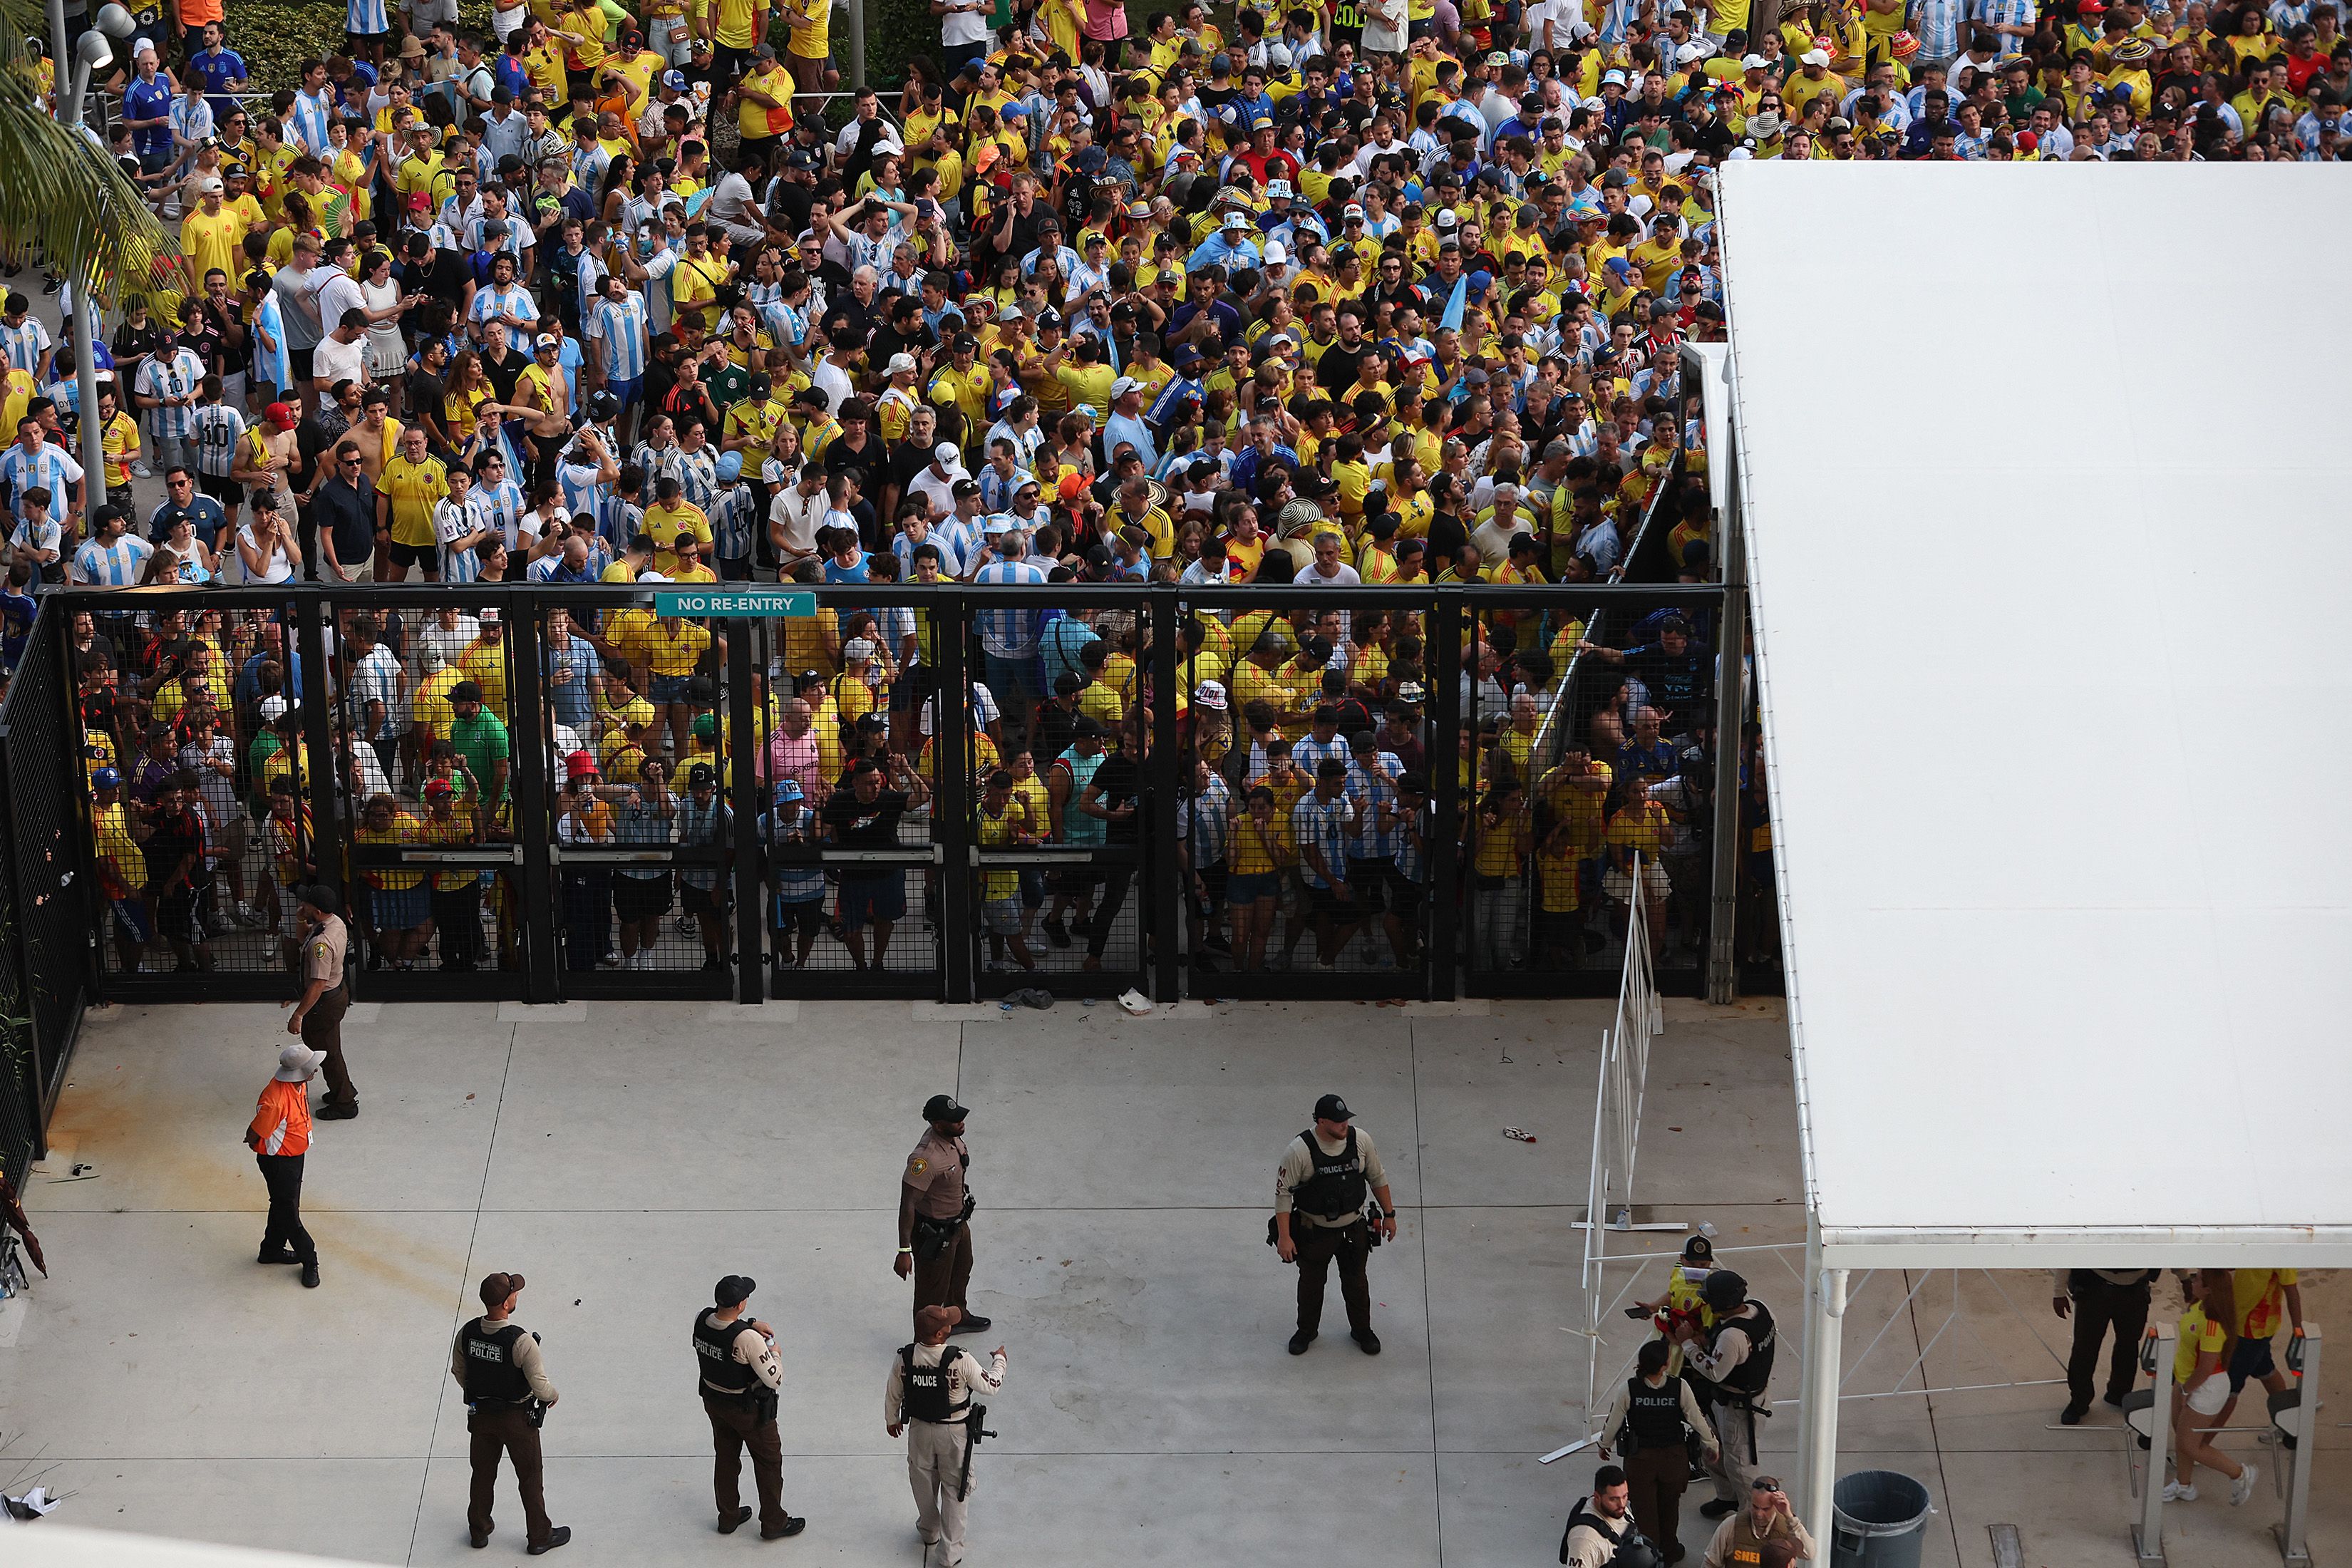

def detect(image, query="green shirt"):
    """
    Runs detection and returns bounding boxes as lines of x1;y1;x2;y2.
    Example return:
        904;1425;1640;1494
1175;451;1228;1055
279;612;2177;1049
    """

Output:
447;709;512;801
248;729;292;815
701;361;753;414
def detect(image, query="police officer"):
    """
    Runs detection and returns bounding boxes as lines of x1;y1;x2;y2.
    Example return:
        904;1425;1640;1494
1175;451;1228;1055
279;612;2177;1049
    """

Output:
283;883;355;1118
1599;1338;1718;1564
452;1272;570;1555
1272;1093;1397;1355
895;1094;991;1336
1673;1269;1776;1519
885;1305;1009;1568
1557;1463;1663;1568
2053;1267;2156;1424
693;1274;806;1539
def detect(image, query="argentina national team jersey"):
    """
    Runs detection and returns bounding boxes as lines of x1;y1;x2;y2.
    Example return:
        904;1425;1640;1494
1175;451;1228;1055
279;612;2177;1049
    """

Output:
436;497;484;583
190;404;246;477
673;447;719;514
0;316;51;375
346;0;392;34
716;483;758;562
589;294;649;382
470;478;526;550
0;442;83;522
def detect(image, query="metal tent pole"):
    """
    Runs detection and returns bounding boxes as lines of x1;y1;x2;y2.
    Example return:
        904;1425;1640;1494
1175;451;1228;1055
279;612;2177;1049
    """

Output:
1797;1262;1847;1539
2275;1324;2319;1568
2136;1324;2175;1566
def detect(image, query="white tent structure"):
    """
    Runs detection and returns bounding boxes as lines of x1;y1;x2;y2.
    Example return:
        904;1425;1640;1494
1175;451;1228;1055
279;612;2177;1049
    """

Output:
1715;162;2352;1543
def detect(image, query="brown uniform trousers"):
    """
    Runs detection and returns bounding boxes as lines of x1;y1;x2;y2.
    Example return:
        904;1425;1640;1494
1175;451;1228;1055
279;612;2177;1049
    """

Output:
304;986;354;1107
467;1404;553;1548
1626;1444;1692;1561
703;1390;790;1535
912;1222;974;1333
1294;1218;1373;1336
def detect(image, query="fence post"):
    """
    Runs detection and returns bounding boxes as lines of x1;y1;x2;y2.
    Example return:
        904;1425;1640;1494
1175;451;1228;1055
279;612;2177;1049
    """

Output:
294;598;341;919
936;601;974;1004
1149;584;1181;1002
727;621;763;1004
56;597;105;1010
506;589;559;1003
1706;455;1748;1006
1429;587;1464;1001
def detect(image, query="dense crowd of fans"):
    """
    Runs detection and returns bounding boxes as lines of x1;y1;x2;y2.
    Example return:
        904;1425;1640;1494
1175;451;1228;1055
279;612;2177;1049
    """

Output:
42;0;2321;974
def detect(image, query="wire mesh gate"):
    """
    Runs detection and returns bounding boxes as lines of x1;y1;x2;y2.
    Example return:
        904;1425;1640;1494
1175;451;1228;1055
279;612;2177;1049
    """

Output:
43;581;1728;1008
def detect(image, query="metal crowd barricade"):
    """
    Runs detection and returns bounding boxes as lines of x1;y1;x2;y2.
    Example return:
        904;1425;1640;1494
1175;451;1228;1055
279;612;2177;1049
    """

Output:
31;579;1731;1012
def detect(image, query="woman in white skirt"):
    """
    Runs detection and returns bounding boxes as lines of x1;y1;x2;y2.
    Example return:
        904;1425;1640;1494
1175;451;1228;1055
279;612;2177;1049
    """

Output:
358;250;419;417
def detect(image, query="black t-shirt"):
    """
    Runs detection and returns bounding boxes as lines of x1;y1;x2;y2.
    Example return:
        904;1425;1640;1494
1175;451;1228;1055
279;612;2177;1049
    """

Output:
416;248;475;311
1091;751;1141;842
822;785;912;865
987;203;1046;267
479;347;525;401
884;440;933;502
1426;508;1468;569
824;432;884;497
822;294;877;356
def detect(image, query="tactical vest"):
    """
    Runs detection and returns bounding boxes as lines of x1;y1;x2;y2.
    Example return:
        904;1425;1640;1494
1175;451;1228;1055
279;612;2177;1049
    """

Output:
899;1343;971;1424
1707;1301;1777;1398
460;1319;532;1405
1291;1128;1368;1221
693;1311;760;1395
1558;1496;1634;1566
1618;1376;1686;1455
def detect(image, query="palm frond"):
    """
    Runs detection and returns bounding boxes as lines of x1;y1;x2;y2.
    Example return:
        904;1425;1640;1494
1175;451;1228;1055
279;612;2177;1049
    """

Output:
0;0;172;311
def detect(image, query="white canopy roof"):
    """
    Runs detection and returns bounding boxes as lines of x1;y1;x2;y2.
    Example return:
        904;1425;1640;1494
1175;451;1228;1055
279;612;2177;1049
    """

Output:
1717;163;2352;1269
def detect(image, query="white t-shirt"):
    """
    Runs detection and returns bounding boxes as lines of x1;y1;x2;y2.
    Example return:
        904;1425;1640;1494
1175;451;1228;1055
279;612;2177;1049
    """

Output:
312;333;368;391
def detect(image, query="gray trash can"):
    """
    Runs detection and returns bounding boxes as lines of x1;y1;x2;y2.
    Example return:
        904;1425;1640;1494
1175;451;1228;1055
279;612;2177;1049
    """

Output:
1830;1470;1933;1568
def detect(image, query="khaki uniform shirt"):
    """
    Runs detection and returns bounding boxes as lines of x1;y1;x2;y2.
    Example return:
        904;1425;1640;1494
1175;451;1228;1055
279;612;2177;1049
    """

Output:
1274;1125;1388;1229
1703;1507;1817;1568
905;1129;969;1219
448;1316;560;1402
305;912;349;988
699;1309;784;1392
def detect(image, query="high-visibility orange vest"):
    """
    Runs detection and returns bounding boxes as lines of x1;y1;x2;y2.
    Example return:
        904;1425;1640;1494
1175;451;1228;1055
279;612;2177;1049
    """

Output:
249;1078;313;1157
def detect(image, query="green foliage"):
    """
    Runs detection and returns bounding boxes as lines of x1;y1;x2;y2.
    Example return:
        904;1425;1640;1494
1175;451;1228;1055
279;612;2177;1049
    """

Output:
867;0;936;91
229;0;500;92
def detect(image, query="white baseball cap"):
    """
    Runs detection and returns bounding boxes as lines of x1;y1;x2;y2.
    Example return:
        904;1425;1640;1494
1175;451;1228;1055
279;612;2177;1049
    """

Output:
887;351;917;376
1800;47;1831;64
1110;376;1143;400
1264;239;1288;264
933;441;959;463
1740;52;1770;68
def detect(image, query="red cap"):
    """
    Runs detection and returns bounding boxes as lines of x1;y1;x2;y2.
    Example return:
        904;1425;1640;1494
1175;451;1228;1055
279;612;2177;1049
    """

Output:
265;401;296;430
408;191;431;210
423;778;454;799
567;750;598;780
2016;130;2038;150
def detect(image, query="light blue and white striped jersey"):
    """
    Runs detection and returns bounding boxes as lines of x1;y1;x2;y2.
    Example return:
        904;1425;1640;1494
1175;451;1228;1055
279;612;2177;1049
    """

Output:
557;458;607;524
971;557;1048;656
1393;800;1433;884
167;95;215;158
1;441;83;522
593;487;633;549
767;805;826;899
934;516;986;574
894;526;964;579
470;477;527;550
346;0;391;34
435;496;485;583
468;284;539;352
715;483;758;562
1292;733;1348;781
587;294;649;382
138;348;207;440
672;446;720;515
1182;771;1233;869
1289;791;1356;889
1913;0;1963;58
251;294;292;391
0;316;52;375
71;532;151;585
189;404;246;478
976;464;1031;513
632;439;683;492
1345;751;1407;861
289;88;335;156
1974;0;2035;58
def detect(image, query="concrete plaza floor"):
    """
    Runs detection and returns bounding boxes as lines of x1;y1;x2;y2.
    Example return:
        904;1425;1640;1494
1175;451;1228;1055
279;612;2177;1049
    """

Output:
1;996;2341;1567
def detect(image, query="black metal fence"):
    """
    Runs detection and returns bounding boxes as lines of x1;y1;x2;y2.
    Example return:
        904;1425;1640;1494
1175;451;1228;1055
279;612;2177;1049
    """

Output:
0;596;89;1175
30;579;1732;1012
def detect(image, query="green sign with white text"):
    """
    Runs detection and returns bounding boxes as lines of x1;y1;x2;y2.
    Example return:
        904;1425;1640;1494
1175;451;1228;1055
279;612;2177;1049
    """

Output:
653;589;818;618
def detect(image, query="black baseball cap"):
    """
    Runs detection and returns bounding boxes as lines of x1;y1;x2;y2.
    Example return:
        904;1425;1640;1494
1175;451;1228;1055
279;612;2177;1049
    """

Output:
922;1093;971;1122
1314;1093;1353;1122
714;1274;756;1307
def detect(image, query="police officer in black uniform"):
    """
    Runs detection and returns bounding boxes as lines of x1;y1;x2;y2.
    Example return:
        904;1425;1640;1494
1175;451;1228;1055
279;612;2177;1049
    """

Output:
1272;1093;1398;1356
1599;1338;1718;1564
1673;1269;1778;1520
693;1274;807;1540
451;1271;570;1554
